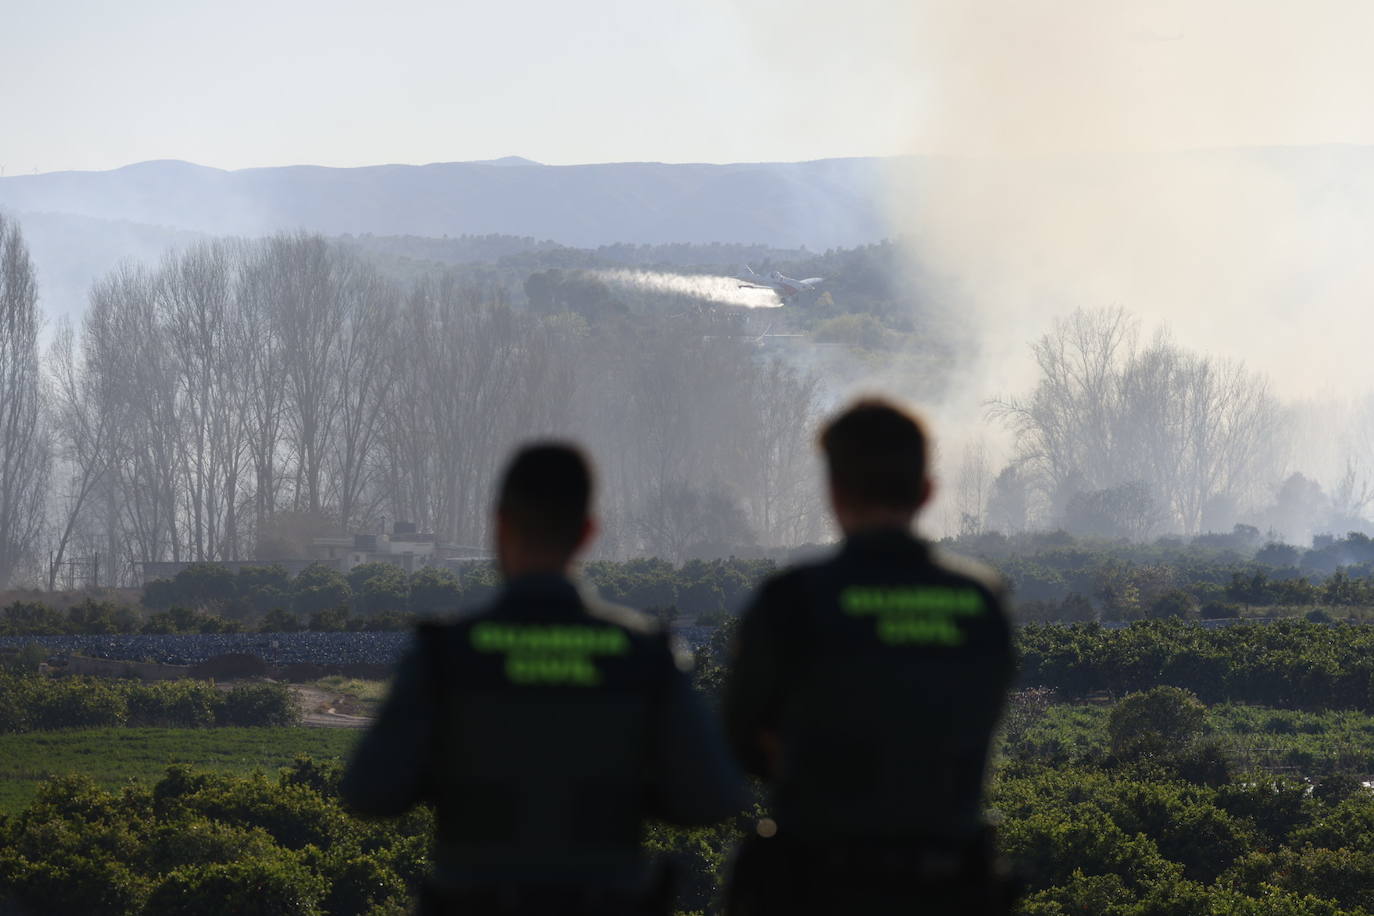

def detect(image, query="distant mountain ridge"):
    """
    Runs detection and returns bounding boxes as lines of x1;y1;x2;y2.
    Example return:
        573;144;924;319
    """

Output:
0;156;895;251
10;146;1374;323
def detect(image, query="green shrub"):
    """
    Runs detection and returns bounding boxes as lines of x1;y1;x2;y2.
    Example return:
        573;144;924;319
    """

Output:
307;606;350;631
408;566;462;616
127;682;219;728
1201;601;1241;619
66;599;140;634
217;683;299;727
238;565;292;618
145;563;238;615
6;853;150;916
292;564;351;618
176;777;341;852
139;821;280;876
349;563;410;617
1149;589;1197;620
142;607;199;634
358;611;414;632
144;856;325;916
0;674;37;731
279;755;342;797
30;677;128;730
259;608;303;634
323;853;407;916
1108;686;1207;759
2;600;67;635
1;642;48;674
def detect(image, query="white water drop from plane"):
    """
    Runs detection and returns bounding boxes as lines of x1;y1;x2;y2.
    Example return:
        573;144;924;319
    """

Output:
595;269;784;309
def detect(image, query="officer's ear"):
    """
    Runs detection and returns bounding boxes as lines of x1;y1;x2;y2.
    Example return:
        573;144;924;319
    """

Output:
494;510;516;573
573;515;597;557
918;477;934;510
826;477;848;516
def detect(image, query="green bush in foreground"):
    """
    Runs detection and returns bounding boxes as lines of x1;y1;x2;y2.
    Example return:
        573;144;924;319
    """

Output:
0;762;413;916
10;660;1374;914
6;687;1374;914
143;857;327;916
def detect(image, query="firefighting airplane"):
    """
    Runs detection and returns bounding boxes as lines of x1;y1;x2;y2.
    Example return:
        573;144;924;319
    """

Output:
737;265;825;300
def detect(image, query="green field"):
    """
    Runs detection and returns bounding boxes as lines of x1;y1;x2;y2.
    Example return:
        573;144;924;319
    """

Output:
0;727;361;814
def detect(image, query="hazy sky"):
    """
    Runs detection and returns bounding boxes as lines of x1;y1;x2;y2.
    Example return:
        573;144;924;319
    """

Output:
6;0;1374;174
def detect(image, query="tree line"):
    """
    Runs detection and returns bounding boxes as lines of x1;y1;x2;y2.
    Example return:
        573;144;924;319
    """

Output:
950;529;1374;621
968;307;1374;543
0;556;776;637
8;208;1374;595
17;527;1374;638
0;214;824;589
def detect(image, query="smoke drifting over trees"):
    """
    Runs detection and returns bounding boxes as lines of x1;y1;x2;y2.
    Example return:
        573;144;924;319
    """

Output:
990;308;1282;538
2;188;1374;590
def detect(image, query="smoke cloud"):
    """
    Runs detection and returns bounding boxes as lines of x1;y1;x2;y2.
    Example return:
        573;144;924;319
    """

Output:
734;0;1374;525
855;1;1374;397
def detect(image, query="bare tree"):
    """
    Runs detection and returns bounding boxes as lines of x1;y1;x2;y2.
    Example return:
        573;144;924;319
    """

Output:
45;321;115;588
381;277;574;547
993;307;1282;536
235;240;292;547
56;232;846;570
746;360;822;546
1169;352;1280;533
91;264;184;568
271;234;347;517
954;437;992;537
161;240;246;560
0;214;50;586
990;307;1135;499
985;464;1030;533
329;267;400;531
379;283;440;535
1332;457;1373;522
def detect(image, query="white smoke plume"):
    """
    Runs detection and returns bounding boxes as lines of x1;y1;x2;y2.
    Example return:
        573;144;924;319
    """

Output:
595;269;783;309
733;0;1374;531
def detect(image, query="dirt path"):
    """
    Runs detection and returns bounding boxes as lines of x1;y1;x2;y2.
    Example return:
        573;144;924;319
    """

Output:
292;686;375;729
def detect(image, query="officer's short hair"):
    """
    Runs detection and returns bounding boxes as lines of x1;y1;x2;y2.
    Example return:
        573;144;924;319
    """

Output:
819;398;928;510
497;442;594;555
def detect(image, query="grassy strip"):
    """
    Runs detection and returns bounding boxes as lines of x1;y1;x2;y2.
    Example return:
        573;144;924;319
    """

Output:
310;676;389;715
0;727;360;815
312;676;389;701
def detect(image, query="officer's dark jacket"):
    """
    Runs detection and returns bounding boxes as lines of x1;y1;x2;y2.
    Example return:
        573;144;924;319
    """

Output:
723;529;1015;843
341;574;744;888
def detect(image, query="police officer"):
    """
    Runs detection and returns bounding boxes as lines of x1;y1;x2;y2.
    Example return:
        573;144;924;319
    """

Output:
723;399;1017;915
341;442;744;915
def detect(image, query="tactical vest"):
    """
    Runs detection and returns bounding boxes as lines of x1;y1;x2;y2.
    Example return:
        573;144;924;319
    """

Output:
417;595;674;889
769;537;1013;841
